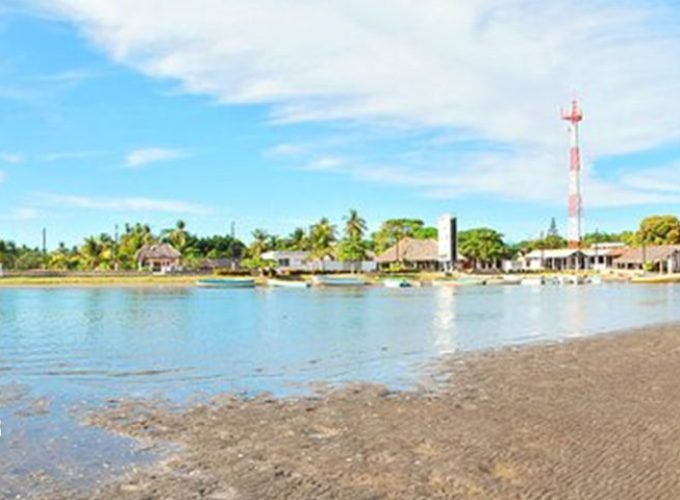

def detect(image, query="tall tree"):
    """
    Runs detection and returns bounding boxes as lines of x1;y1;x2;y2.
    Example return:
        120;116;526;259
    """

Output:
458;228;507;269
248;229;270;258
309;217;337;259
162;220;188;252
338;209;368;264
285;227;309;251
637;215;680;245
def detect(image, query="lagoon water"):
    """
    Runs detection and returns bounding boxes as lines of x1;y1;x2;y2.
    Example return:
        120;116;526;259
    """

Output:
1;283;679;492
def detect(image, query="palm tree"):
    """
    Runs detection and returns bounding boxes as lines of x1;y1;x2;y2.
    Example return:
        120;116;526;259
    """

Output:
344;209;367;241
163;220;188;252
249;229;270;258
339;210;368;268
309;217;337;259
80;236;102;269
286;227;309;251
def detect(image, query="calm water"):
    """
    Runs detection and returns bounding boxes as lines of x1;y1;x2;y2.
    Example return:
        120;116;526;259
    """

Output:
0;283;679;493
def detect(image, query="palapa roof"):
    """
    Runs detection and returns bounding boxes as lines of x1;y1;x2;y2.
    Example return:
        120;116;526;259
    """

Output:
136;243;181;262
376;237;438;263
614;245;680;264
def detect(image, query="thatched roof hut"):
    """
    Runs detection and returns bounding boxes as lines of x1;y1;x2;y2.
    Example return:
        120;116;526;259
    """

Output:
375;237;440;270
136;243;181;272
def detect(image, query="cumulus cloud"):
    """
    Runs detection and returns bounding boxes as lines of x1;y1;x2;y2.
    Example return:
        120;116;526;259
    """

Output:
41;0;680;205
124;147;187;168
40;193;211;215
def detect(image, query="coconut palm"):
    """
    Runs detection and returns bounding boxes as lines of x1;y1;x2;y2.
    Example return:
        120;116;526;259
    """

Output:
249;229;270;258
339;209;368;265
309;217;337;259
286;227;309;251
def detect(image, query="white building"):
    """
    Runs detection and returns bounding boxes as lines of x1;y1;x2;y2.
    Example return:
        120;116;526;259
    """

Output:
524;248;588;271
261;251;310;271
261;250;377;273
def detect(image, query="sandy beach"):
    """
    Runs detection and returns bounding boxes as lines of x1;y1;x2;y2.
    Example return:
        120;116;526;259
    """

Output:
20;322;675;499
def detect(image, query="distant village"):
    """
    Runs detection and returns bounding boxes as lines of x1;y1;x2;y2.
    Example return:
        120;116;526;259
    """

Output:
1;212;680;276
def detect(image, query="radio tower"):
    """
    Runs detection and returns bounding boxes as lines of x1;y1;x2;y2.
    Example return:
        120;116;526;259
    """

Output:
562;99;583;249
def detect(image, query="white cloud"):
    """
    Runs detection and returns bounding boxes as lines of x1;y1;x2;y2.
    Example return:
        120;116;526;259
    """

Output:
0;171;5;183
0;207;41;221
124;147;187;168
305;156;344;171
40;193;211;215
38;150;103;162
266;143;306;157
41;0;680;205
1;152;24;164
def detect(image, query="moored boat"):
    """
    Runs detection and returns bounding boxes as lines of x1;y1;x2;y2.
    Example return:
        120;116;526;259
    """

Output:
266;278;310;288
521;276;545;286
501;275;522;285
383;278;412;288
432;277;485;287
196;277;256;288
311;275;367;287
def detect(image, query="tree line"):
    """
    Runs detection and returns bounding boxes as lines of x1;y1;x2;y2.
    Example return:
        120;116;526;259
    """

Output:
1;212;679;271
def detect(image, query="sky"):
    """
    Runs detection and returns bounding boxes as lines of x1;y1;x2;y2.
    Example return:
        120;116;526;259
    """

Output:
1;0;680;248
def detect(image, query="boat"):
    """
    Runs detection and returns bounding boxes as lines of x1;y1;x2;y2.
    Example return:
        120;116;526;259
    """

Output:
520;277;545;286
266;278;310;288
501;275;522;285
587;275;602;285
383;278;412;288
311;275;367;287
196;277;256;288
432;277;485;287
556;275;587;285
631;274;680;284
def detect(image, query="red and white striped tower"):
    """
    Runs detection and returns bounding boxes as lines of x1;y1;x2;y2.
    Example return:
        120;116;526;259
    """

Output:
562;99;583;249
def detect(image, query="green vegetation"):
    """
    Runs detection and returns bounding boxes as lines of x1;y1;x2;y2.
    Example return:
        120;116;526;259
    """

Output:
1;211;678;273
458;228;507;269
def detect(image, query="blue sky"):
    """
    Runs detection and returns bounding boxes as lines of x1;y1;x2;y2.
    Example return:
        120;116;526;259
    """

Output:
1;1;680;247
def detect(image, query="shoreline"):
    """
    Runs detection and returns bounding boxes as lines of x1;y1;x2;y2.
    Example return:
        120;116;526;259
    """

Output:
40;322;680;499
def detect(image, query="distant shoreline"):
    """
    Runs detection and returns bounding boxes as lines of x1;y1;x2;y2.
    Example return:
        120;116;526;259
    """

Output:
0;274;205;287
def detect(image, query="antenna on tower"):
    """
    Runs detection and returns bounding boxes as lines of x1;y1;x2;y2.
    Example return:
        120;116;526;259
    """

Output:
561;99;584;249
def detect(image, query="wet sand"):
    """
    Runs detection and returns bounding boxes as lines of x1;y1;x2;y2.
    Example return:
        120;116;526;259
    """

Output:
36;323;680;499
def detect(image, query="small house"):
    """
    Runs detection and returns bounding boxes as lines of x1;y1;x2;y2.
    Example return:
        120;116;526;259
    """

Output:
136;243;182;273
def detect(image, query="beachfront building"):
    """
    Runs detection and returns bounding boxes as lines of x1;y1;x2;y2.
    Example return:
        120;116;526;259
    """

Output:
376;237;456;271
524;248;588;271
614;245;680;273
583;243;626;271
136;243;182;273
261;250;310;271
261;250;377;273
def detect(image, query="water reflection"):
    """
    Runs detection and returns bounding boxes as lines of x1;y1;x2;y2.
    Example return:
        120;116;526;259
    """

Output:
432;287;457;354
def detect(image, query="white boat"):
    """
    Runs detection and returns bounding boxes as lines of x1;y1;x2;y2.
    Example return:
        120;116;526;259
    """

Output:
383;278;411;288
556;275;586;285
521;277;545;286
196;277;256;288
587;275;602;285
266;278;310;288
311;275;367;287
501;275;522;285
